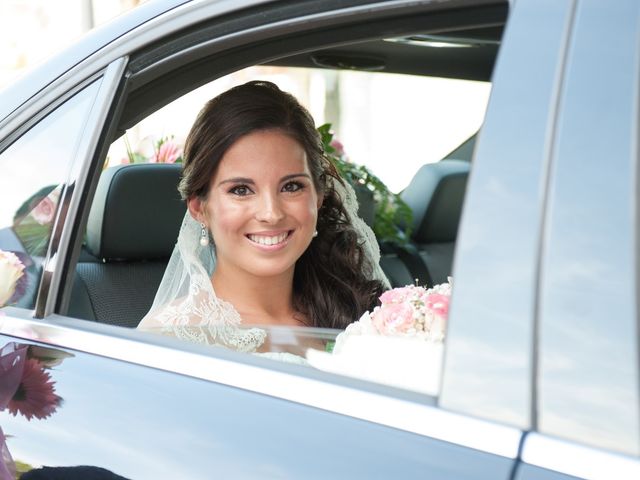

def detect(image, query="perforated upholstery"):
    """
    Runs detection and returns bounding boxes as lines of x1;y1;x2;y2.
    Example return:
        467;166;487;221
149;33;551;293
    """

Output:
74;262;168;327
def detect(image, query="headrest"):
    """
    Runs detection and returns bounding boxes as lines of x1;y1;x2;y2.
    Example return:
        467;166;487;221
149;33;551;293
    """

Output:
401;159;470;244
86;163;186;261
353;184;375;227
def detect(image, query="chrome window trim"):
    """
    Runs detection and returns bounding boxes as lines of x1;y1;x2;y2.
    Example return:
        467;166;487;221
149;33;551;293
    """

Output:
36;57;128;318
0;0;497;141
521;433;640;480
0;311;522;459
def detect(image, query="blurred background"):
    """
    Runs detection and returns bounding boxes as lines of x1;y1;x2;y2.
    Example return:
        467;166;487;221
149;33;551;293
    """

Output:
0;0;491;192
0;0;143;88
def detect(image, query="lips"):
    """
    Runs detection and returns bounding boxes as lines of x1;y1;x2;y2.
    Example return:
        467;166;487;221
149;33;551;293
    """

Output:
247;231;291;246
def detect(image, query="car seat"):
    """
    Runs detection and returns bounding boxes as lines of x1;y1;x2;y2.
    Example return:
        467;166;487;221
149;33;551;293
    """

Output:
400;159;470;285
67;163;185;327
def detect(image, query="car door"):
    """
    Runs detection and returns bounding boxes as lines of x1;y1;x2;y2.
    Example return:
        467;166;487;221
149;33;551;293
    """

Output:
4;0;630;478
515;0;640;478
444;0;640;478
0;1;520;477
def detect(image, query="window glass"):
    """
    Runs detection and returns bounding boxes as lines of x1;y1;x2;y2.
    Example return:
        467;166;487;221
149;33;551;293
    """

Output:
0;81;100;310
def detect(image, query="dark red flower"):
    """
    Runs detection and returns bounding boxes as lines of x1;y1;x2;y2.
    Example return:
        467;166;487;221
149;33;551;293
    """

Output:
7;358;59;420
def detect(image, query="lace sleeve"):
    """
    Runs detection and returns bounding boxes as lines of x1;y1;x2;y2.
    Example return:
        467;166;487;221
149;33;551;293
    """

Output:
140;295;267;353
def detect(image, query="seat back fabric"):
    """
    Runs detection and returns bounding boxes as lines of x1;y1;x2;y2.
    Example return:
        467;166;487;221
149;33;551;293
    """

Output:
69;164;185;326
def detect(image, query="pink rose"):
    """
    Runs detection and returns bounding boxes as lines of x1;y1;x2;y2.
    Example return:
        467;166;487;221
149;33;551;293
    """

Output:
151;142;181;163
371;302;415;335
425;293;449;318
379;286;414;305
31;196;56;225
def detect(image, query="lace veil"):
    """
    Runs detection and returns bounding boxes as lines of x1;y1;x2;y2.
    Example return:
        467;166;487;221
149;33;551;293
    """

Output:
138;177;390;352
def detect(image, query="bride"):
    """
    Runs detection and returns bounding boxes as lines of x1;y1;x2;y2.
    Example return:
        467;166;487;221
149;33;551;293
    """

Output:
138;81;389;354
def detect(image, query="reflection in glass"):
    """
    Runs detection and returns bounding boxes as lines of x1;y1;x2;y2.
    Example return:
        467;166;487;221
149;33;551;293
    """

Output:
0;342;73;478
0;81;99;310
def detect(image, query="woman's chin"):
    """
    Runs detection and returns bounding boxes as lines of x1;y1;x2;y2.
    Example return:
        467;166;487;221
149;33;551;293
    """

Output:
232;252;297;279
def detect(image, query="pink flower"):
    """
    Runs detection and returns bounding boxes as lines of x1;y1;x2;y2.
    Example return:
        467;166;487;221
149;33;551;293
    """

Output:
371;302;415;335
151;142;181;163
31;196;56;225
330;139;345;157
425;293;449;317
379;286;414;305
7;358;59;420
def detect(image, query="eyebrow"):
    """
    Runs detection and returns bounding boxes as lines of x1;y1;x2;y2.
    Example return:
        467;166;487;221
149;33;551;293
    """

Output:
218;177;254;186
217;173;311;186
281;173;312;182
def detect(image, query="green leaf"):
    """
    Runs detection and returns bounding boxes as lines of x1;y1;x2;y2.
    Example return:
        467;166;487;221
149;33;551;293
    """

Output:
319;123;413;246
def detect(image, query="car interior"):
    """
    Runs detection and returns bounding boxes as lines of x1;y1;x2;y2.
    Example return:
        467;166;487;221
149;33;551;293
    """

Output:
63;1;508;328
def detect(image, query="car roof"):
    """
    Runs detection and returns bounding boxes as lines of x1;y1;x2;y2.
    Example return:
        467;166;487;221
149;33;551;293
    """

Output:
1;0;504;124
0;0;190;121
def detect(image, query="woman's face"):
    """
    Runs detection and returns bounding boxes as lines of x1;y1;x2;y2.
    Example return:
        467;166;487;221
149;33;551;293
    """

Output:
195;129;321;280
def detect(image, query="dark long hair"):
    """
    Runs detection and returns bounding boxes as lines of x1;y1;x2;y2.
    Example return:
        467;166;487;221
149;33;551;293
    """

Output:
179;80;384;329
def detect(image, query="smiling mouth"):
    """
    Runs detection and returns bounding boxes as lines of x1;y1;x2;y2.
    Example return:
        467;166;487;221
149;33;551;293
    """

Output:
247;231;292;246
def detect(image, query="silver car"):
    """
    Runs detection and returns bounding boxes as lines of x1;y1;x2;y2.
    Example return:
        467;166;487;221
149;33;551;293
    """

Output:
0;0;638;478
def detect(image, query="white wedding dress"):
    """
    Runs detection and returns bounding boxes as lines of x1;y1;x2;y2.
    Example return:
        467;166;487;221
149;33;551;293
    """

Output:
141;287;315;364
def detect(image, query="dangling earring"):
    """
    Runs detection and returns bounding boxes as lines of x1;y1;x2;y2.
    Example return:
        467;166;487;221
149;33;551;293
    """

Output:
312;230;318;238
200;223;210;246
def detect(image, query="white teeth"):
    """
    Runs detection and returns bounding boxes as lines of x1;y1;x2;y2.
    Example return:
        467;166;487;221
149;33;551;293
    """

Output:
248;232;289;246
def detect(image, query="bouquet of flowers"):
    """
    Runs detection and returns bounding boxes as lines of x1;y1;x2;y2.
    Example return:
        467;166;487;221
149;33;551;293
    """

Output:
307;279;452;395
0;251;25;307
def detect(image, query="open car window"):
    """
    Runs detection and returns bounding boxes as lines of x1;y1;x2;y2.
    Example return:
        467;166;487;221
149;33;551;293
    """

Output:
106;66;490;192
62;3;506;399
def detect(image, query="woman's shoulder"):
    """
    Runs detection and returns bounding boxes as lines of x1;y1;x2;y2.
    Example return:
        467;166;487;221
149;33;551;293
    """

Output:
138;296;267;352
138;290;238;328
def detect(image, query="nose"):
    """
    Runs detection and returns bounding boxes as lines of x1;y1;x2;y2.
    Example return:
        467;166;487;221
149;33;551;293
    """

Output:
254;192;285;224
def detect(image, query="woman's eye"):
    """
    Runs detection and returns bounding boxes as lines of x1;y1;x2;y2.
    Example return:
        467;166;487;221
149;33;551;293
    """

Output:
282;181;304;193
229;185;253;196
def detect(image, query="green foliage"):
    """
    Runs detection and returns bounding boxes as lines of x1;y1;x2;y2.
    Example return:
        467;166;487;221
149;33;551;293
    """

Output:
14;460;35;475
124;135;147;164
318;123;412;245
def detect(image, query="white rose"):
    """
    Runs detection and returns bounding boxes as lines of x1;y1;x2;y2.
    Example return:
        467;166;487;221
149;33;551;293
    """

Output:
0;250;25;306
